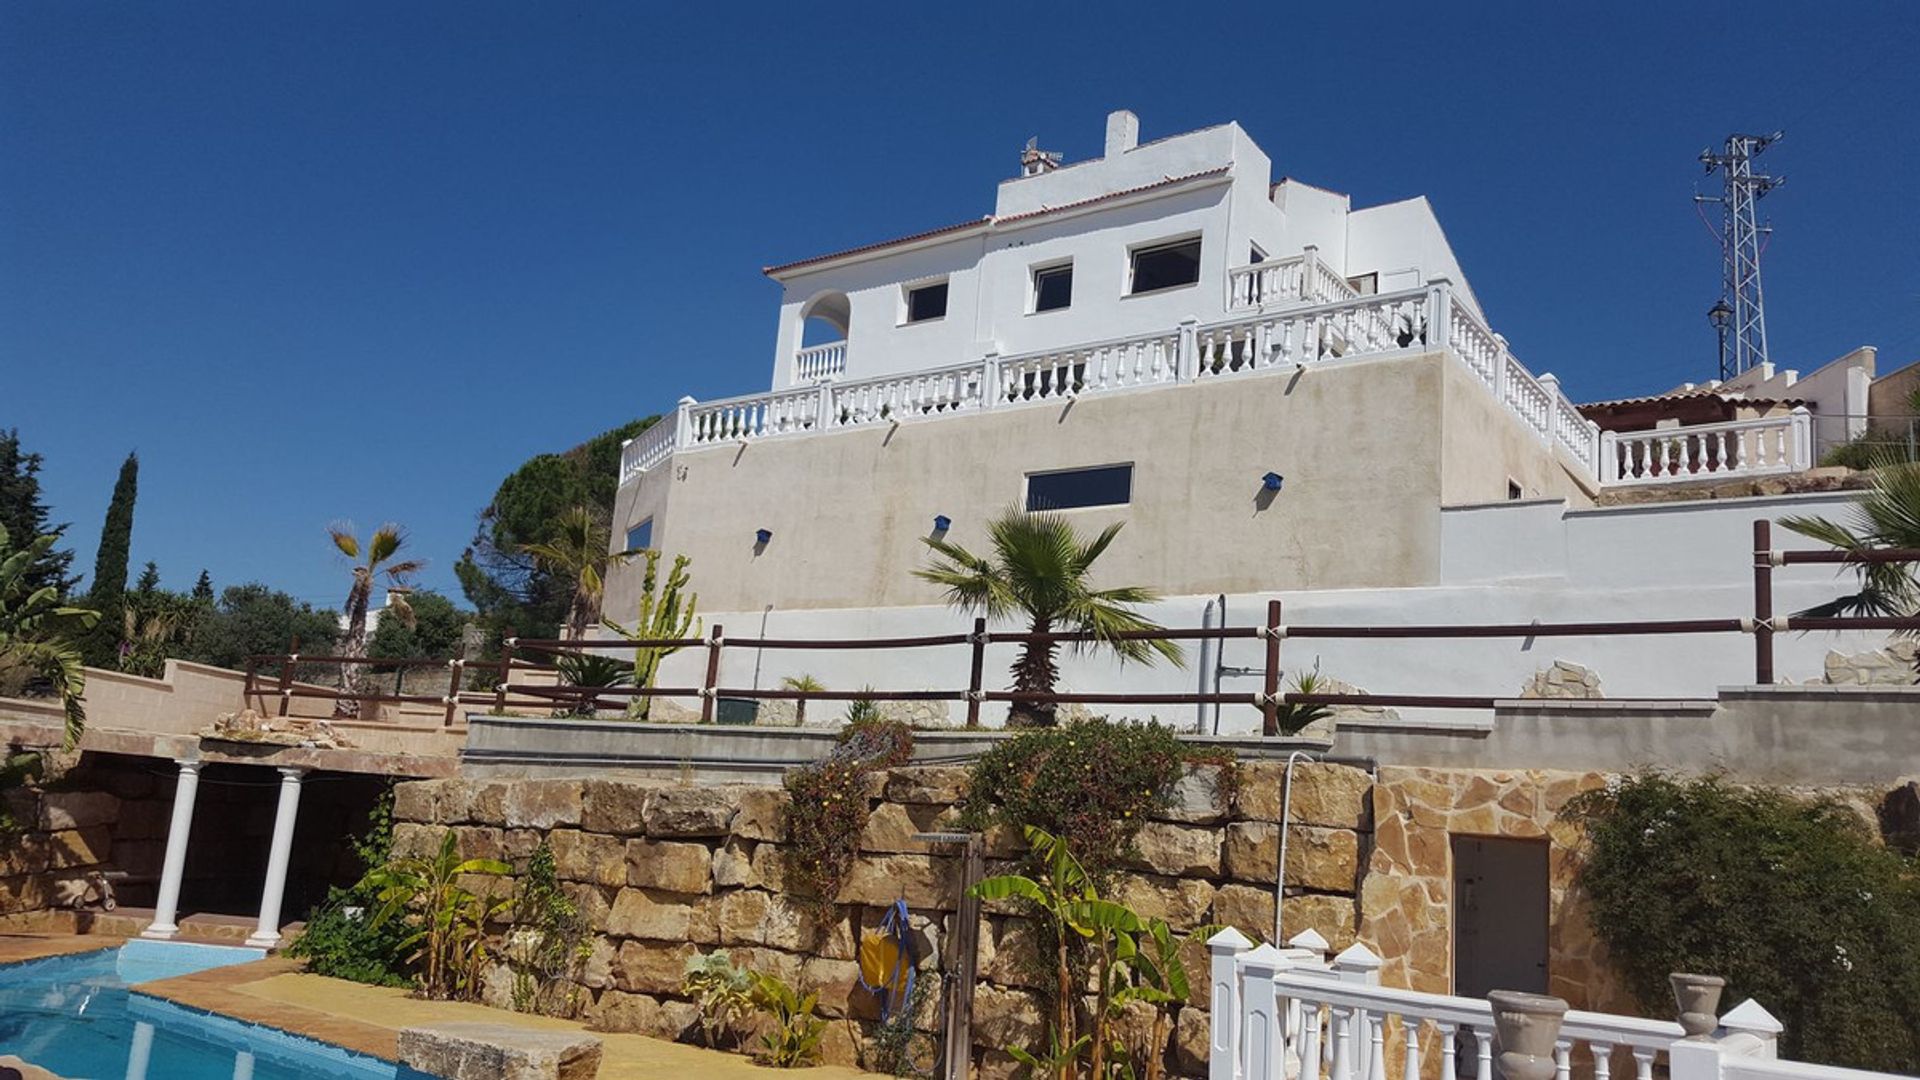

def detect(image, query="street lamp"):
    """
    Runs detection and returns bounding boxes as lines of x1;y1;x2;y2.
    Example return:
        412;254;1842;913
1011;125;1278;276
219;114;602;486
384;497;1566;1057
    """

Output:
1708;298;1733;381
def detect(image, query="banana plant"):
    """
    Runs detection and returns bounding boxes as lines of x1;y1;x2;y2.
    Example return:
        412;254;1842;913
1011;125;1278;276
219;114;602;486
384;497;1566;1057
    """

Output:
970;825;1145;1080
601;549;698;720
362;829;512;1000
0;523;98;747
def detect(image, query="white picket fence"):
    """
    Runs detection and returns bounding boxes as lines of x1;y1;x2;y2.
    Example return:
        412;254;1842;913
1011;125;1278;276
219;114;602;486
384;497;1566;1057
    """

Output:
1206;930;1900;1080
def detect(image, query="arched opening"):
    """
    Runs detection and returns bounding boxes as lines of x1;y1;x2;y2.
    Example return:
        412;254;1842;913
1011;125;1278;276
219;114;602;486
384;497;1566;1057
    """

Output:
795;291;851;380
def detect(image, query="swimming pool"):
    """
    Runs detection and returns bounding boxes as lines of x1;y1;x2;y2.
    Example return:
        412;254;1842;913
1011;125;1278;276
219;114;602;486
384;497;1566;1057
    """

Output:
0;940;435;1079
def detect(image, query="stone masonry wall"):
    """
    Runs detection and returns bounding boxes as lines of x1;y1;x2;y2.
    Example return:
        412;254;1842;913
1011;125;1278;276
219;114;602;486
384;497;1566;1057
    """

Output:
0;754;173;921
389;760;1374;1078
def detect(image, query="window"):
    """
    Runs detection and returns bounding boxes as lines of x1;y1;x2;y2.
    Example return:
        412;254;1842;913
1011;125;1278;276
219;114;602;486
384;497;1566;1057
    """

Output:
1032;263;1073;313
1026;464;1133;511
1249;243;1267;265
625;518;654;552
905;280;948;323
1506;480;1524;501
1129;238;1202;295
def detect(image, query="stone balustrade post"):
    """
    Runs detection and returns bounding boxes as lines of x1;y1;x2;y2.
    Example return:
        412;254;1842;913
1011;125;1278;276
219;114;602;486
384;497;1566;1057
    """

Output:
814;378;836;430
1426;277;1453;351
979;352;1000;410
1600;429;1620;484
1178;317;1201;382
1789;405;1812;470
1538;373;1563;440
1492;332;1510;401
1208;927;1253;1080
672;395;696;449
1239;943;1287;1080
1300;244;1320;300
1718;999;1783;1059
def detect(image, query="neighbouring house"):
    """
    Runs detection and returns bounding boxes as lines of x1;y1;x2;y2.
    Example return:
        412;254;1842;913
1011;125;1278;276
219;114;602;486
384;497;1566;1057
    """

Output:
602;110;1909;727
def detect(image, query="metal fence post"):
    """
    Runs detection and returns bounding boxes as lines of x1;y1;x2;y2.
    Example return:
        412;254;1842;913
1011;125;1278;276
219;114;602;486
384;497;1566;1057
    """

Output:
275;635;299;717
965;617;987;729
1262;600;1282;737
700;623;725;724
1753;520;1774;684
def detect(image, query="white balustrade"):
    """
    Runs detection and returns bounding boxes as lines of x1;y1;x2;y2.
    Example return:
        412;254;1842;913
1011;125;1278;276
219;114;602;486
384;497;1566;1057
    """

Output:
794;340;847;382
1449;304;1503;389
1227;254;1360;311
830;361;985;428
998;331;1181;403
686;387;821;446
618;419;677;483
1600;410;1810;487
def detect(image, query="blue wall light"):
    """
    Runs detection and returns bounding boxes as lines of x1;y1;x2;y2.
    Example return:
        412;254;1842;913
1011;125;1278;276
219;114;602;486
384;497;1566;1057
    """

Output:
755;528;774;545
933;514;952;533
1262;471;1285;492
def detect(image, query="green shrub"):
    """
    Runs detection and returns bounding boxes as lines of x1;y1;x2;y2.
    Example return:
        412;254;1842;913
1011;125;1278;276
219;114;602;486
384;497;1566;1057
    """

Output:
505;841;589;1015
1566;774;1920;1071
288;789;411;987
750;970;826;1067
958;717;1233;881
781;699;914;909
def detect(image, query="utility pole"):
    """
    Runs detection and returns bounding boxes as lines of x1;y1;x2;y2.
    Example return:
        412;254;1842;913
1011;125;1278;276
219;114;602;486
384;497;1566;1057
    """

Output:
1696;132;1783;378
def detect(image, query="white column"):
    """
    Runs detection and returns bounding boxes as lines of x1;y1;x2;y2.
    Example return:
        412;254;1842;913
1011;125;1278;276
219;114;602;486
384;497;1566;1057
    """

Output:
245;766;306;948
141;758;202;940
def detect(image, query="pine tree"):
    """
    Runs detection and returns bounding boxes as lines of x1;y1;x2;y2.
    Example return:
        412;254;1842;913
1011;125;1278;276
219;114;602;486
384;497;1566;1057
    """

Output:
91;452;138;607
191;570;214;603
134;561;160;594
0;429;78;596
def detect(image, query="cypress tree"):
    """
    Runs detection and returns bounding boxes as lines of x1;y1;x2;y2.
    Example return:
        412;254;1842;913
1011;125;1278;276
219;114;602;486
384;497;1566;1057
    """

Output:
91;452;138;607
191;570;214;603
134;561;160;594
0;428;78;596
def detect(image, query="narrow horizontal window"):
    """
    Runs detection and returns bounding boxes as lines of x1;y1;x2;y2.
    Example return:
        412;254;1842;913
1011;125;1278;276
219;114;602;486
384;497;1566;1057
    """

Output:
1129;238;1201;295
1025;464;1133;511
1033;264;1073;312
906;281;948;323
625;518;654;552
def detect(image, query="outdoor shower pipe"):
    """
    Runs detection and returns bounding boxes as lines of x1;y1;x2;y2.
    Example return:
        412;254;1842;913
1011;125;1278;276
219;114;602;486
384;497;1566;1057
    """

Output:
1273;748;1317;945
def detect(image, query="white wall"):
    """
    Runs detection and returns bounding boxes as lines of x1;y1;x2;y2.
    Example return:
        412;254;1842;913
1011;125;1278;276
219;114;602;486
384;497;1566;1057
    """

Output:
641;490;1888;733
1346;197;1484;321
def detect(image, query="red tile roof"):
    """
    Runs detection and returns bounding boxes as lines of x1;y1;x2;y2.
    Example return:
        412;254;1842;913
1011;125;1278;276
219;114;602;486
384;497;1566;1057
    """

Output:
762;167;1232;278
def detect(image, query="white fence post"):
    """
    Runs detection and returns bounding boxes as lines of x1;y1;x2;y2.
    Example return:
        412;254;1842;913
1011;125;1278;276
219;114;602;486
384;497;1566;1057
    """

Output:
1789;405;1812;470
814;378;836;430
1718;1000;1782;1060
979;353;1000;410
672;395;695;449
1210;928;1253;1080
1241;943;1287;1080
1427;278;1453;352
1301;245;1320;301
1538;373;1563;443
1667;1037;1724;1080
1493;332;1511;402
1332;943;1382;1080
1179;317;1201;382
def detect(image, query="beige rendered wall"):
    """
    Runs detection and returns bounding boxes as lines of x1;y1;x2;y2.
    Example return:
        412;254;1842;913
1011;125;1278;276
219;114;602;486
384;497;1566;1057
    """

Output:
1437;358;1596;506
610;353;1486;614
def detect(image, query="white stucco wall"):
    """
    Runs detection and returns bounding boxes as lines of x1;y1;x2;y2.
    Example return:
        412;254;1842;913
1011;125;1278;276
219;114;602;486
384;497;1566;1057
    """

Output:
636;490;1883;733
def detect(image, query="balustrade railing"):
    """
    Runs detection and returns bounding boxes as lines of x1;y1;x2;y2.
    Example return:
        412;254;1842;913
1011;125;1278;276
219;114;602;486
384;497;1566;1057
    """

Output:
1227;250;1361;311
618;418;676;482
685;386;820;446
794;339;847;382
830;361;984;427
1600;411;1811;487
1207;930;1895;1080
621;281;1819;493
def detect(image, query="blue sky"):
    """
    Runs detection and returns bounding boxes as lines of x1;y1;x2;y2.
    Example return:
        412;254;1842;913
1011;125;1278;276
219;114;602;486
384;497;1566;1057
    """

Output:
4;2;1917;609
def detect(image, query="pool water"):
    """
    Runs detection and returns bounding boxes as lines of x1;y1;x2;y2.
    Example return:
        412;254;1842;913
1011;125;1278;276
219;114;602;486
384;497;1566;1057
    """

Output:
0;940;433;1079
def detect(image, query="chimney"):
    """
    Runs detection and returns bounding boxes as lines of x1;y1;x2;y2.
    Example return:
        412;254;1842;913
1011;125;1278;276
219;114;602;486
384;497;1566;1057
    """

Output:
1105;110;1139;157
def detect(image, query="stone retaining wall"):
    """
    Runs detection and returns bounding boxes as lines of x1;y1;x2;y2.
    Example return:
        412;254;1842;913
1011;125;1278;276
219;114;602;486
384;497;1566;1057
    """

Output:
0;755;171;918
389;760;1373;1078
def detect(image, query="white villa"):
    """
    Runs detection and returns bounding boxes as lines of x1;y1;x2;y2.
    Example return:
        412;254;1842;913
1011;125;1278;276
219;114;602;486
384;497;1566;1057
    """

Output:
606;111;1904;725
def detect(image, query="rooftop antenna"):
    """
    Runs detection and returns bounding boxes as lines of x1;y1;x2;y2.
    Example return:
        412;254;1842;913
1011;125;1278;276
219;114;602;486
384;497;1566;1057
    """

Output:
1019;136;1062;178
1696;132;1784;379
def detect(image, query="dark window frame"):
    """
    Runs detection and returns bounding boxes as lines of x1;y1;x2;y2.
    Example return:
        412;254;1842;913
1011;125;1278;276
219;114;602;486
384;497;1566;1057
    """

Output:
1128;237;1203;296
904;280;949;324
1032;262;1074;313
1024;463;1134;512
625;518;654;552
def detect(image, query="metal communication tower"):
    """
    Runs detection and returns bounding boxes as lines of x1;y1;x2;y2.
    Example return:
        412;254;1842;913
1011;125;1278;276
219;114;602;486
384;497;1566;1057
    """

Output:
1697;132;1783;379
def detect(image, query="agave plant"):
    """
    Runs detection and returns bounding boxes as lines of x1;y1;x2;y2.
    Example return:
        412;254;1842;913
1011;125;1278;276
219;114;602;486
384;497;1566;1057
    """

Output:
362;829;512;1000
0;524;98;747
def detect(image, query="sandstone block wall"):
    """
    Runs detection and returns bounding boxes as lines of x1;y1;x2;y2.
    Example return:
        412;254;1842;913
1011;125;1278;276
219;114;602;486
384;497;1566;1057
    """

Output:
0;755;170;919
389;760;1375;1077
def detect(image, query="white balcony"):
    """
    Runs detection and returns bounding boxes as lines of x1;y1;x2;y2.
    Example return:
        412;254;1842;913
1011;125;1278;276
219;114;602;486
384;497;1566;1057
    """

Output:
1226;247;1359;311
621;274;1803;493
793;339;847;382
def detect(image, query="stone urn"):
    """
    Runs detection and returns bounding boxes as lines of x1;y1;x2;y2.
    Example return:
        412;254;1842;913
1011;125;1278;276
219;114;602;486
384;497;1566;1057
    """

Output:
1488;990;1568;1080
1670;972;1727;1038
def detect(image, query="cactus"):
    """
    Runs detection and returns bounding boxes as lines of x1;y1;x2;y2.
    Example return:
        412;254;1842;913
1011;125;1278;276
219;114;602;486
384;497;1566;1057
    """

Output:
602;550;699;720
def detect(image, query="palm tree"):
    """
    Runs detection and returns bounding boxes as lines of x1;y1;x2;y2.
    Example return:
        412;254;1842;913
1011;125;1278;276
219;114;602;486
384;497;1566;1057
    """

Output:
915;509;1182;727
519;506;638;641
1780;457;1920;623
780;674;825;725
330;523;423;718
0;524;98;747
